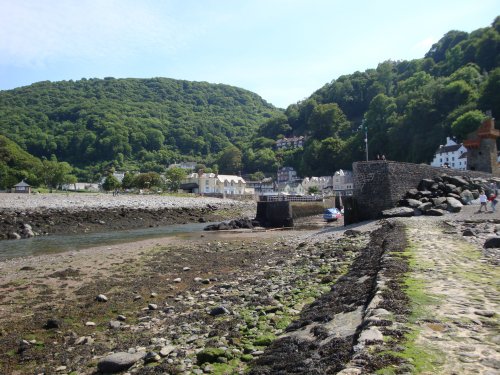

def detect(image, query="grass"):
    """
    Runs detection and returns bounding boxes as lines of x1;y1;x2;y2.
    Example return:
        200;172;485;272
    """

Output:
376;237;445;374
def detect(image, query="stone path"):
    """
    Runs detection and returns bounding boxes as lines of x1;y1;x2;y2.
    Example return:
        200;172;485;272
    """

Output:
406;219;500;374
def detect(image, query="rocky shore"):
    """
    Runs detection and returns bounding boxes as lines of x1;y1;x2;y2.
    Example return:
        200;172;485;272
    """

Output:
0;193;256;240
0;201;498;374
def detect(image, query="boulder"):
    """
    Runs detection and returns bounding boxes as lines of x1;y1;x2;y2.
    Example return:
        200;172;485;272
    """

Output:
444;184;457;194
432;197;447;206
406;189;420;199
462;229;475;237
484;237;500;248
381;207;414;218
417;202;433;212
446;197;463;213
418;179;435;191
444;176;469;187
97;352;145;373
404;199;422;208
209;306;230;316
425;208;446;216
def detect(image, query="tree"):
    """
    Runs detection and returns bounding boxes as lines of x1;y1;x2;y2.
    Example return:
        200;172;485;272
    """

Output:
451;110;486;140
165;167;187;192
308;186;319;195
479;67;500;119
133;172;163;189
39;155;76;190
217;146;242;174
121;172;135;189
102;174;121;191
307;103;350;140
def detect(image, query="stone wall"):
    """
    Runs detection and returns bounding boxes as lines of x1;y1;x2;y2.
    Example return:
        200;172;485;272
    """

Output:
352;161;492;221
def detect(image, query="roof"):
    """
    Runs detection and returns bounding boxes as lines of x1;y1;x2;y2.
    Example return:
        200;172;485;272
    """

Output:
216;174;245;183
436;144;463;154
14;180;30;187
458;152;468;159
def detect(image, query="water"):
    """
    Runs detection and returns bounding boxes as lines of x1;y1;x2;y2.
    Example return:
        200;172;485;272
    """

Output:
0;222;212;261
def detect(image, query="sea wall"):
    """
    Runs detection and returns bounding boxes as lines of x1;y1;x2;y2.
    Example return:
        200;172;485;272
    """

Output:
352;161;492;221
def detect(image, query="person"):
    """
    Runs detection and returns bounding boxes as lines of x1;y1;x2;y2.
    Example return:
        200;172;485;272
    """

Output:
381;154;386;161
478;190;488;212
488;193;497;212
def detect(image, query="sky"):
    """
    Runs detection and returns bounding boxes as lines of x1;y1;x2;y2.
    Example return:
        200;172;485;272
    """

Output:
0;0;498;108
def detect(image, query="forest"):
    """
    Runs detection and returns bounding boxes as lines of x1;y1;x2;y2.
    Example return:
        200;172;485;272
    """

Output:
0;17;499;188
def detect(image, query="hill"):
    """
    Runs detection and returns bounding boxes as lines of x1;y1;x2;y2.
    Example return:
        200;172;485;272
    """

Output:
0;77;281;179
0;135;43;189
260;16;500;176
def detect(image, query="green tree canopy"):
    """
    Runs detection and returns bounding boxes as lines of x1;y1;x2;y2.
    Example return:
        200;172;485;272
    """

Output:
165;167;187;192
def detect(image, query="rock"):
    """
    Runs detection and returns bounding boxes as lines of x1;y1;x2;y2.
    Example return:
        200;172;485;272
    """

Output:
474;310;496;317
133;295;142;301
173;278;182;283
462;229;475;237
196;348;227;364
418;179;435;191
55;365;67;372
97;352;146;373
209;306;230;316
148;303;158;310
150;292;158;297
117;315;127;321
160;345;176;357
417;202;433;212
406;188;420;199
44;319;61;329
8;232;21;240
183;267;191;271
425;208;446;216
446;197;463;212
358;326;383;343
381;207;414;218
96;294;108;302
484;237;500;248
85;321;96;326
404;199;422;208
344;229;362;237
75;336;93;345
109;320;122;329
432;197;447;206
144;351;160;364
445;176;469;187
337;369;362;375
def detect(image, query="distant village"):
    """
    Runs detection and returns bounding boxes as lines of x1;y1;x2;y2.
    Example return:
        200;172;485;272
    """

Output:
11;118;500;198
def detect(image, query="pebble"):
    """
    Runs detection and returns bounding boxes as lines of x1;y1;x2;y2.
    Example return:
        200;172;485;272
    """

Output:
96;294;108;302
85;321;96;326
148;304;158;310
173;278;182;283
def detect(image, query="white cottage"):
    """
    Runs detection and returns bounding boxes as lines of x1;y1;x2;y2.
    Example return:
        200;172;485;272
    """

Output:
430;137;468;170
182;173;246;195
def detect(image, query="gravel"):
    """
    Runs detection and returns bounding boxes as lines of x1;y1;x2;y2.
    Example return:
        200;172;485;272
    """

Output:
0;192;255;211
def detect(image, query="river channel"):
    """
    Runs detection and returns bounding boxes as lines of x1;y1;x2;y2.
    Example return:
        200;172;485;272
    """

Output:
0;222;213;261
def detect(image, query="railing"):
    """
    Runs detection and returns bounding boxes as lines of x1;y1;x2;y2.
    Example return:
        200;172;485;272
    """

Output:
259;195;324;202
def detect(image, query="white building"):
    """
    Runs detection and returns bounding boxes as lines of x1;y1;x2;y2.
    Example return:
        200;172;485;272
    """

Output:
430;137;468;170
168;162;198;170
276;136;305;150
182;173;246;195
277;167;298;183
301;176;330;194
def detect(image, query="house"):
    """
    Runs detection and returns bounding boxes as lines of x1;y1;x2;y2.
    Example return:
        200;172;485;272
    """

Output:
13;180;31;194
276;180;305;195
181;173;247;195
276;136;305;150
277;167;298;183
301;176;330;194
168;162;198;170
61;182;100;192
321;170;354;196
430;137;468;170
246;178;276;195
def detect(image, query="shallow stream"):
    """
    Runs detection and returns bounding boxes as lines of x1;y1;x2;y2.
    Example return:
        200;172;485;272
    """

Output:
0;222;212;261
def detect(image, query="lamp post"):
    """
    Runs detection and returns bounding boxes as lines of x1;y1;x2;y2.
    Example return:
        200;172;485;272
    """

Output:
361;119;368;161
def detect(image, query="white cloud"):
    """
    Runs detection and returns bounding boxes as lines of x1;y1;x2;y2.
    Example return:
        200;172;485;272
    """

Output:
0;0;189;67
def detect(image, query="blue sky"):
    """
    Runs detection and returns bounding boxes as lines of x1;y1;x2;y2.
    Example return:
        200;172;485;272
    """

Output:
0;0;498;108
